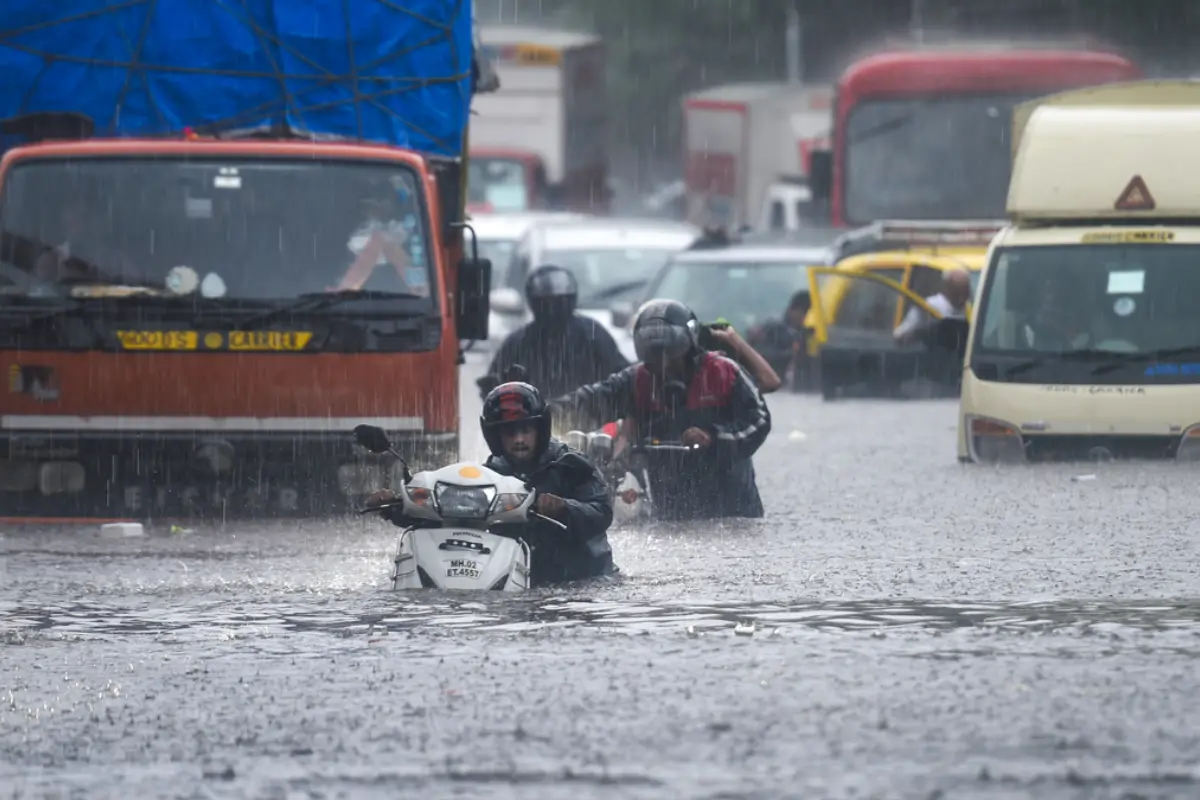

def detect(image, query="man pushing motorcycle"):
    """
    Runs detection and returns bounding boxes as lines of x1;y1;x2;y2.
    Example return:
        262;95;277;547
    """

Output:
550;299;772;521
368;381;616;586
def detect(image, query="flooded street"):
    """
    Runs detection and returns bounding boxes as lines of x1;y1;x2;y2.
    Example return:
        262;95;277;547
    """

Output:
4;355;1200;799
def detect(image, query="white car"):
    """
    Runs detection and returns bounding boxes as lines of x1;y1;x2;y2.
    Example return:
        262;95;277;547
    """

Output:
463;211;585;352
488;217;700;361
607;240;836;359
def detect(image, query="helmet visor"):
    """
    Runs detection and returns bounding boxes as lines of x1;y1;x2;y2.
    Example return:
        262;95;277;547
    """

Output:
634;321;691;364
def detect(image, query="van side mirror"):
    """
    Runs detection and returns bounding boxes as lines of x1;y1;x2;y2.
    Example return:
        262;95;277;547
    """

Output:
490;287;524;315
610;300;635;329
808;150;832;202
456;257;492;342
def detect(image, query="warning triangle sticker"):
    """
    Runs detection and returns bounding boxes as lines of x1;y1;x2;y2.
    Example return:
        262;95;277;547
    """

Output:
1114;175;1155;211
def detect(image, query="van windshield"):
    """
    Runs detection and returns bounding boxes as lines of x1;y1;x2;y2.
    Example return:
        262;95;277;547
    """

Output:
972;243;1200;380
0;157;435;306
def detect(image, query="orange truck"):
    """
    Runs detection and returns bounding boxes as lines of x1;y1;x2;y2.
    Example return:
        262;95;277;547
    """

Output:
0;2;492;521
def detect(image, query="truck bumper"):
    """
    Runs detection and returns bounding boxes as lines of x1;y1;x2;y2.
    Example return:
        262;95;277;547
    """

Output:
0;428;458;521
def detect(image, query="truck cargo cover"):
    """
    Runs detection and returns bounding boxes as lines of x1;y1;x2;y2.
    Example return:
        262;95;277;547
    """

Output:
0;0;472;157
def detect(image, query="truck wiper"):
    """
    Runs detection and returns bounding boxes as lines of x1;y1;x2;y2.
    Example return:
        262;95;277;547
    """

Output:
0;299;85;332
1090;345;1200;376
997;349;1116;378
232;289;425;331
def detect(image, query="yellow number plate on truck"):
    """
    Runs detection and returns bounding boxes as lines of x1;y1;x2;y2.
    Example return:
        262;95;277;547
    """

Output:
116;330;199;350
226;331;313;351
115;330;313;351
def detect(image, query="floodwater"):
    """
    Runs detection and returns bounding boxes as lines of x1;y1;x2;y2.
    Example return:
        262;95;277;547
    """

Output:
3;354;1200;799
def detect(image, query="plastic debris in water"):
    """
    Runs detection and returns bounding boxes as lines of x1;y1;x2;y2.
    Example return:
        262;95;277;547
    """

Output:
1072;474;1097;482
169;524;195;535
787;429;807;441
733;621;756;636
100;522;144;539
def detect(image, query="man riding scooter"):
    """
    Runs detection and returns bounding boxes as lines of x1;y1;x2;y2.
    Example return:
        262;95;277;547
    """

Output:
368;381;616;586
550;299;772;520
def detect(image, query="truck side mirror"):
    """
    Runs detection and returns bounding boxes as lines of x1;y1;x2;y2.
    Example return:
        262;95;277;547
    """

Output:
456;257;492;342
808;150;832;202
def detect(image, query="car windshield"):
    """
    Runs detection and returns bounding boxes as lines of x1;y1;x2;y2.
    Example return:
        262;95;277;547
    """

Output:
844;93;1040;224
476;239;516;288
467;158;528;212
653;260;816;331
0;157;435;305
542;247;681;307
974;244;1200;359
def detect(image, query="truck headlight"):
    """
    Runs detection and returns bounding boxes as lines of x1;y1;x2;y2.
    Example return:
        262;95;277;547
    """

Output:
1176;425;1200;461
435;483;495;519
966;416;1025;464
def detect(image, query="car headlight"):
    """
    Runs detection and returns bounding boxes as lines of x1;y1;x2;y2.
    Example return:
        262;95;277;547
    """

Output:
435;483;496;519
1176;425;1200;461
966;415;1026;464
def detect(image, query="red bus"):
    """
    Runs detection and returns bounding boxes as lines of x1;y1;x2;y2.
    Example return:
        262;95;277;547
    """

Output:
810;47;1142;228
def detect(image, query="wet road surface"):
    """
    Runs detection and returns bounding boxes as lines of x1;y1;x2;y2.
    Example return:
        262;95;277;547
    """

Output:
3;354;1200;799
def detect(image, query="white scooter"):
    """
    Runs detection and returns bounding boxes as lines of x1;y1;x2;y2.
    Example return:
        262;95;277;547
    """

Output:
353;424;568;592
564;427;700;524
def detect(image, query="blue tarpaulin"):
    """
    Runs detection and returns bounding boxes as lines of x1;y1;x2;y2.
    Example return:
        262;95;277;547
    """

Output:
0;0;473;157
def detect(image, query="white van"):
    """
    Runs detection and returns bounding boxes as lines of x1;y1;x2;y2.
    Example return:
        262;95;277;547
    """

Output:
958;81;1200;464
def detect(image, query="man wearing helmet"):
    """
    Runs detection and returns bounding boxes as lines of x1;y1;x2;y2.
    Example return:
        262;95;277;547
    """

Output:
371;381;615;586
551;299;772;520
478;265;629;402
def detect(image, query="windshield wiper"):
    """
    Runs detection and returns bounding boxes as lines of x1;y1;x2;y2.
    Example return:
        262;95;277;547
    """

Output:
1090;345;1200;376
233;289;425;331
996;349;1118;378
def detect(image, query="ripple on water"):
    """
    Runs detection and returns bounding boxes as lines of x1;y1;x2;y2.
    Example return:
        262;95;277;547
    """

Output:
6;597;1200;641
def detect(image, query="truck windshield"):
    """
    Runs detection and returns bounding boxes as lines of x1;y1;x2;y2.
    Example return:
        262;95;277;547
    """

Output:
0;157;435;306
468;158;528;212
972;244;1200;381
843;93;1039;224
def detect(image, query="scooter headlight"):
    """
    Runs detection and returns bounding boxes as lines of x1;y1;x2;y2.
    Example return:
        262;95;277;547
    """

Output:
1176;425;1200;461
966;415;1026;464
435;483;496;519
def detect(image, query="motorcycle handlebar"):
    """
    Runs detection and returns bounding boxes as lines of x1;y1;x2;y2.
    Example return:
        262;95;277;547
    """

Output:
356;495;569;530
631;440;701;453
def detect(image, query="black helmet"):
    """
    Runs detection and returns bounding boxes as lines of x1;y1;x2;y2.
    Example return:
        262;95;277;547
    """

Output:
525;264;578;320
480;381;552;459
632;298;700;364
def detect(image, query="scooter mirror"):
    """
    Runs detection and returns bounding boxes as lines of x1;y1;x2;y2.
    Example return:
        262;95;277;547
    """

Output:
353;424;392;454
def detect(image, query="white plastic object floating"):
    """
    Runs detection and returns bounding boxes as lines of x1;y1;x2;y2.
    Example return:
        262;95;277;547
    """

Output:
100;522;145;539
733;621;756;636
788;429;807;441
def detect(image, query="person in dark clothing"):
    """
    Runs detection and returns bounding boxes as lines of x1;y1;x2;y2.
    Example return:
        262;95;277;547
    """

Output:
746;290;812;391
550;299;771;521
478;265;629;403
369;381;616;587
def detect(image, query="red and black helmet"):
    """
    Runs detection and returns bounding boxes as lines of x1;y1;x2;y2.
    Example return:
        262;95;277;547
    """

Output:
480;381;552;458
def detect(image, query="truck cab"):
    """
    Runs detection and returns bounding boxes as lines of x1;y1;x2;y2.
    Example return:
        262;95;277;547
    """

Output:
959;81;1200;464
0;2;491;521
